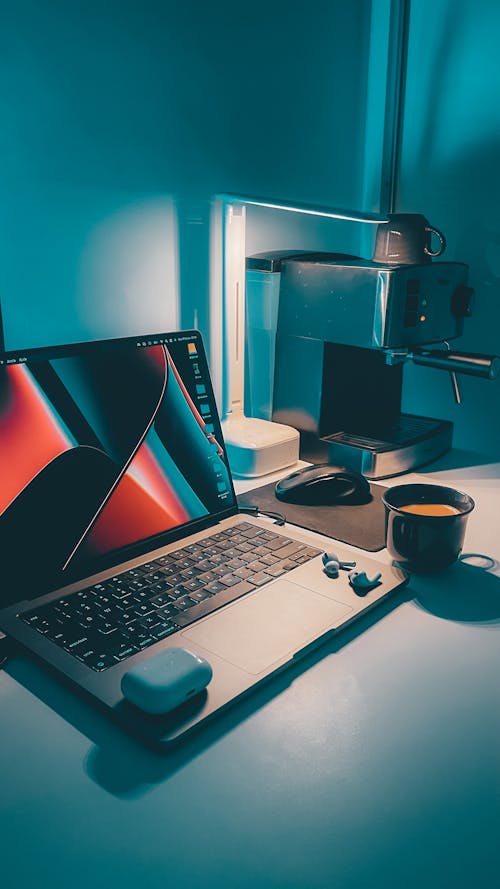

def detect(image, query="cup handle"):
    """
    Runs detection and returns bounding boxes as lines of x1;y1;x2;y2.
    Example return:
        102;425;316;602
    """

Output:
424;225;446;257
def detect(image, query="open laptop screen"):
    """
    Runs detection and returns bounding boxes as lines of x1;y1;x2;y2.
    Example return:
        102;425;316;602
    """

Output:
0;331;236;604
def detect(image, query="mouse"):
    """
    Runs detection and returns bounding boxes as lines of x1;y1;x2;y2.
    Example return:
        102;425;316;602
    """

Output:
275;463;371;506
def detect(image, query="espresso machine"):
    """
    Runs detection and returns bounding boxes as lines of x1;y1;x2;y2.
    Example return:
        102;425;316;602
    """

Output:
246;214;499;479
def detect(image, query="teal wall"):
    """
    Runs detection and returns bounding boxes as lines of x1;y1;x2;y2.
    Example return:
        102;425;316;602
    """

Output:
3;0;496;454
399;0;500;453
0;0;371;353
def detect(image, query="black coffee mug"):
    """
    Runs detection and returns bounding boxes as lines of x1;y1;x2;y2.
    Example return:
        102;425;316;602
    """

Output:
373;213;446;265
382;483;475;574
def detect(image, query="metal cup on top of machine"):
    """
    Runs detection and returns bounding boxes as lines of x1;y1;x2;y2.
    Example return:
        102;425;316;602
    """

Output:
246;212;499;479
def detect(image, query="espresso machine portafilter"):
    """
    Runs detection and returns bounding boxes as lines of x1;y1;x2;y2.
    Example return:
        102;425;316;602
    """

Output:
247;214;499;478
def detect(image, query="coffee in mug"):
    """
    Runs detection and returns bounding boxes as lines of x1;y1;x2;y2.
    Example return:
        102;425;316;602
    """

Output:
398;503;462;517
382;483;475;573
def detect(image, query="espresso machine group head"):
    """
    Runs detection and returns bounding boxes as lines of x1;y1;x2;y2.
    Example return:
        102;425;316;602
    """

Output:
247;214;499;478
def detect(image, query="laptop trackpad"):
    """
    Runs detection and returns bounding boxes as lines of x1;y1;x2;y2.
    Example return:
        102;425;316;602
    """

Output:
181;580;352;675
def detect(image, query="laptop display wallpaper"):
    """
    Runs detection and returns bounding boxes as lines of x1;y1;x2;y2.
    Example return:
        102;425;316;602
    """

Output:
0;336;234;605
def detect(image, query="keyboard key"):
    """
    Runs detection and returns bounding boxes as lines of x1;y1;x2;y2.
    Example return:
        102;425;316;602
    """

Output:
100;604;125;621
106;633;137;661
182;578;204;592
76;590;92;601
173;596;197;612
303;547;322;558
200;547;220;558
226;558;248;570
79;652;117;671
235;542;254;553
197;559;216;572
150;593;171;608
66;632;97;654
219;574;240;587
240;527;265;539
205;581;225;594
117;608;137;626
154;555;175;567
88;583;108;595
21;612;47;629
211;565;230;577
97;621;118;635
210;532;229;543
246;560;269;572
158;604;180;619
152;622;178;640
78;614;99;630
273;542;306;559
265;565;287;577
44;622;76;646
264;538;293;551
137;636;156;650
147;571;166;584
180;566;203;579
251;546;271;558
133;603;155;618
221;548;238;560
168;573;184;586
139;614;163;630
128;580;147;593
260;554;280;566
246;572;273;586
233;566;255;580
113;644;139;662
124;626;156;648
188;588;212;602
198;570;218;583
293;553;315;564
151;580;175;596
125;567;147;578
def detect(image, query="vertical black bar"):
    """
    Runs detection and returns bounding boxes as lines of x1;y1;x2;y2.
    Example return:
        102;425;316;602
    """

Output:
0;299;5;354
379;0;412;214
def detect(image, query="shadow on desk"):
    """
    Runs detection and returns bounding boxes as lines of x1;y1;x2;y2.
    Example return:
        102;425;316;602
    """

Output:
410;559;500;625
6;584;410;800
422;448;500;476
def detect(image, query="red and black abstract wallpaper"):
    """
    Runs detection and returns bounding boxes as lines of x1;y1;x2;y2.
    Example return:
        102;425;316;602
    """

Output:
0;337;233;603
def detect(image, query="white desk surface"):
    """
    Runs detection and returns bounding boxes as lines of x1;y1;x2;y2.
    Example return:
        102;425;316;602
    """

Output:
1;449;499;889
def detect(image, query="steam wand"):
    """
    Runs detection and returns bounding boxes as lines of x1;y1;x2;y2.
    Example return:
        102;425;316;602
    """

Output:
443;341;462;405
386;347;500;404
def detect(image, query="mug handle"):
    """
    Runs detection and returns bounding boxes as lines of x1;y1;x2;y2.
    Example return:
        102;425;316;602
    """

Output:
424;225;446;257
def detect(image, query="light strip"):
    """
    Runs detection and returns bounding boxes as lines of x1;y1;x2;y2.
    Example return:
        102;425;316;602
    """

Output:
216;193;389;225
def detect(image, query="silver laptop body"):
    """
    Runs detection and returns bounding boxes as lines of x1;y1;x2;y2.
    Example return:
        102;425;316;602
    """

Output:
0;330;406;746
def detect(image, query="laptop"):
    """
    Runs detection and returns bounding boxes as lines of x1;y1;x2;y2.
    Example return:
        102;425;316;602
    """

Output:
0;329;407;747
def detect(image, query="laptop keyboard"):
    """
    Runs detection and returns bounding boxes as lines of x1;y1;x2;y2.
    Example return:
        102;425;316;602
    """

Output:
19;522;321;671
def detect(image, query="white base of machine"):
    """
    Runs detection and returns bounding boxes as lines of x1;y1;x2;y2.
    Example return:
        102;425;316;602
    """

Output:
221;414;300;478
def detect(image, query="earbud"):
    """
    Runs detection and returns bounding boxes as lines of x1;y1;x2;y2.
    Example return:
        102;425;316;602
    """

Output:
348;570;382;596
323;559;340;578
322;551;357;578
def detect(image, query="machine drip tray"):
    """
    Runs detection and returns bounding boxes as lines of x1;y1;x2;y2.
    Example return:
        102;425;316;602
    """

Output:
304;414;453;480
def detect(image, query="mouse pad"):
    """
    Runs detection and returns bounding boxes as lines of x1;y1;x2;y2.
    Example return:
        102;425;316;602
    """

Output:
237;481;388;552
